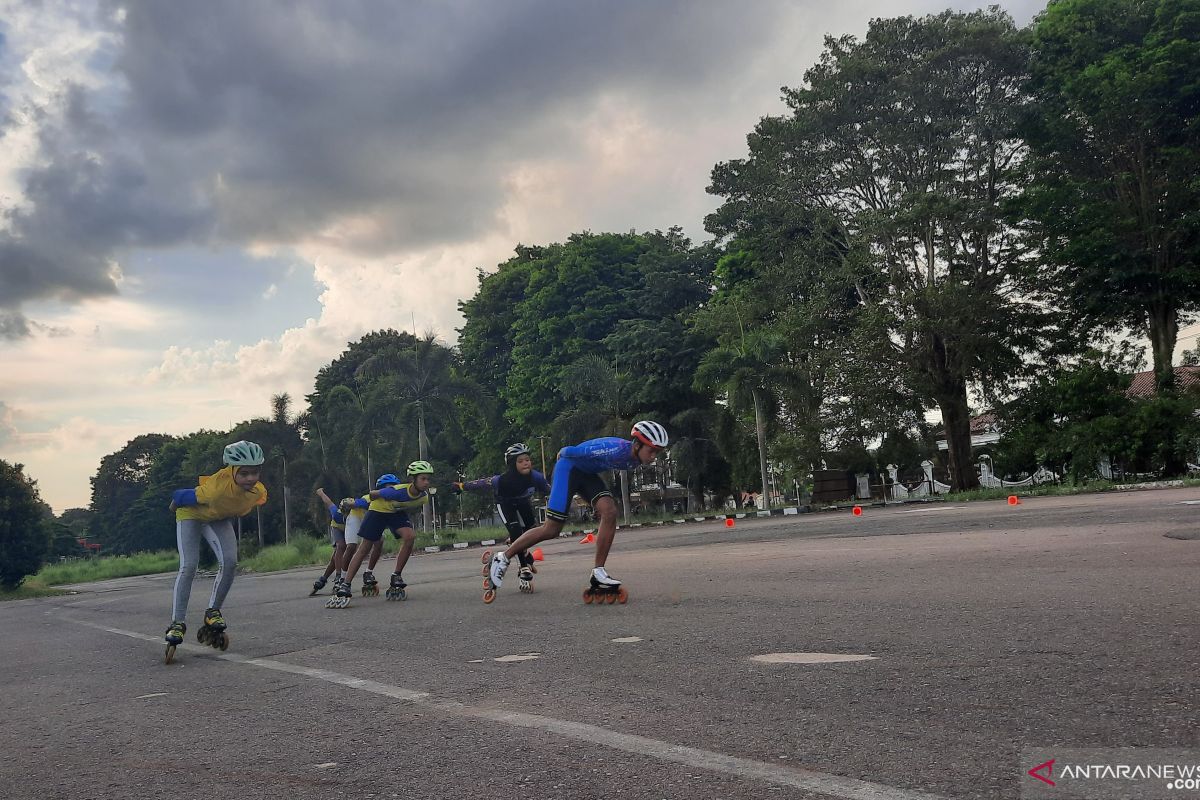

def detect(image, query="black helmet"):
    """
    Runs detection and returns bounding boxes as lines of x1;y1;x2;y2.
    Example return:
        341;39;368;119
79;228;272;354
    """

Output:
504;442;532;467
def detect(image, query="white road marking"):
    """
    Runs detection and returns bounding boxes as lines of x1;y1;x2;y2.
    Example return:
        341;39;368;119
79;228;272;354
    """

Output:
135;692;168;699
313;763;338;769
751;653;877;665
611;636;642;643
897;507;966;514
494;652;541;662
64;615;944;800
1175;501;1200;505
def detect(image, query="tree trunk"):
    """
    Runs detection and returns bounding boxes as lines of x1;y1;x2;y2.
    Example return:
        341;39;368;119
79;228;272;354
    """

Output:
1148;299;1187;475
752;387;771;509
418;401;432;533
1148;300;1178;395
923;330;978;492
936;389;978;492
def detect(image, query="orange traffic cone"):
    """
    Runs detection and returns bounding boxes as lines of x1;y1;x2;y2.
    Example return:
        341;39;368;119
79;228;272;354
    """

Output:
579;532;595;544
1008;495;1021;506
531;547;545;562
725;518;735;528
852;505;863;516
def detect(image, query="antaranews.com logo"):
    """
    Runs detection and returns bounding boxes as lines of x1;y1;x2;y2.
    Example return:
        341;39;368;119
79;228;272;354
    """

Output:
1021;748;1200;799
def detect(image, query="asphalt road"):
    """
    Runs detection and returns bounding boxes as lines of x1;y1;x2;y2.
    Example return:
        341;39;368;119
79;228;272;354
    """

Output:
2;488;1198;799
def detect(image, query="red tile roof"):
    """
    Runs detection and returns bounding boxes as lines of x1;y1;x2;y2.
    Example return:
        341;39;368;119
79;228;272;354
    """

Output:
1125;366;1200;399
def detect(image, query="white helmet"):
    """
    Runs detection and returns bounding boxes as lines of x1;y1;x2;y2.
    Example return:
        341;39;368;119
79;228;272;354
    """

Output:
504;442;532;466
223;440;265;467
631;420;669;448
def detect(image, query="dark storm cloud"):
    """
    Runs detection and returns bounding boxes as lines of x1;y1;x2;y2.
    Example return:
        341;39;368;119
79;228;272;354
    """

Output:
0;0;788;331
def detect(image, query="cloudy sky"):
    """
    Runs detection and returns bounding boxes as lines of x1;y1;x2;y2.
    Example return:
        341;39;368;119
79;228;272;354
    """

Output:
1;0;1065;512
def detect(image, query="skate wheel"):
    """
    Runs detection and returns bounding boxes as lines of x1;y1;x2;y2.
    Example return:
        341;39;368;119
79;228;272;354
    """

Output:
164;644;177;664
604;591;617;604
196;629;207;644
218;633;230;651
482;577;491;589
582;589;593;604
481;550;491;565
616;586;629;604
398;589;407;600
483;588;496;604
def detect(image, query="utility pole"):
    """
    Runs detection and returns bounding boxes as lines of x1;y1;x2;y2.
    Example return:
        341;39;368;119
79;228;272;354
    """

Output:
282;455;291;545
535;435;549;476
417;399;432;533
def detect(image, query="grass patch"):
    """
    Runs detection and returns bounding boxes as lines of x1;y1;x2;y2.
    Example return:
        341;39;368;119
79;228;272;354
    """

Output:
240;534;329;573
35;551;181;586
0;580;70;601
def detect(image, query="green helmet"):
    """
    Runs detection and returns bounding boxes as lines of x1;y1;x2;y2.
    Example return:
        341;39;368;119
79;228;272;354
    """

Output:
407;460;434;476
223;440;265;467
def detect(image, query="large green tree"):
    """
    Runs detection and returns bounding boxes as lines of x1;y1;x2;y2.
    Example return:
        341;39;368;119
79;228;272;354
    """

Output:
302;330;421;494
0;460;50;589
708;9;1049;490
460;230;714;430
1024;0;1200;395
458;229;728;507
88;433;174;552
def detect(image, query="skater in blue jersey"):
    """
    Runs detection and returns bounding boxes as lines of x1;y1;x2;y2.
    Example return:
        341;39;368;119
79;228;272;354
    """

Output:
485;421;668;602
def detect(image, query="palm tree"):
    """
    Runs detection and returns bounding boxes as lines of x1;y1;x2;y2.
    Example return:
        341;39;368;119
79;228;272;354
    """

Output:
694;322;787;510
356;332;481;529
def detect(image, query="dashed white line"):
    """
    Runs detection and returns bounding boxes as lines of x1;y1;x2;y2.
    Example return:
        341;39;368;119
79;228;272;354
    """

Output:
64;615;944;800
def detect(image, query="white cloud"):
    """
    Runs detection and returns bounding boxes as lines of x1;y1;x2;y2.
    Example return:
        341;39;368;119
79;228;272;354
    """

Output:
0;0;1054;513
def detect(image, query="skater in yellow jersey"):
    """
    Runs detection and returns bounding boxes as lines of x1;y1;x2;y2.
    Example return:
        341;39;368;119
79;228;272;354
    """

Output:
163;440;267;662
327;461;434;607
310;488;353;595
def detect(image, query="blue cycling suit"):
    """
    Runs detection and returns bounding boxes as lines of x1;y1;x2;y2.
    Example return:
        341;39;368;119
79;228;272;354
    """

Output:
546;437;640;521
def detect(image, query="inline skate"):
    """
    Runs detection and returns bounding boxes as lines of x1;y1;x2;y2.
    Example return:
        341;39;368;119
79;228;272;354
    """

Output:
326;579;352;609
196;608;231;649
361;571;380;597
582;567;628;605
385;572;407;601
481;550;509;604
518;566;534;593
163;621;186;664
309;575;328;596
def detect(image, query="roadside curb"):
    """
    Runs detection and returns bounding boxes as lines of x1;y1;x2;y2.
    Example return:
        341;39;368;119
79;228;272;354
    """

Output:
418;506;817;554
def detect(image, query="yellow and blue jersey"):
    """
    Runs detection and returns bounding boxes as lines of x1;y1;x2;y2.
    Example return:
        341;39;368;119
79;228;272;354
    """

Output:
369;482;430;513
173;466;267;522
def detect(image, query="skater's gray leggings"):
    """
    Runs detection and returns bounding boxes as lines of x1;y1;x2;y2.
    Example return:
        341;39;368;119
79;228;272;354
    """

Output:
172;519;238;622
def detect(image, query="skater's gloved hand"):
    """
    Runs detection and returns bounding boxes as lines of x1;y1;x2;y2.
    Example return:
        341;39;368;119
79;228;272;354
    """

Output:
450;482;464;495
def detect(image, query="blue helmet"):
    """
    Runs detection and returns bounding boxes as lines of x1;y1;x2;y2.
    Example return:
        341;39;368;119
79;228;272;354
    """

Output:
375;473;398;487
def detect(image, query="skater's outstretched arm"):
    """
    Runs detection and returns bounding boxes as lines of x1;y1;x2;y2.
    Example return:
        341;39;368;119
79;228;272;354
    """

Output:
456;475;498;496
